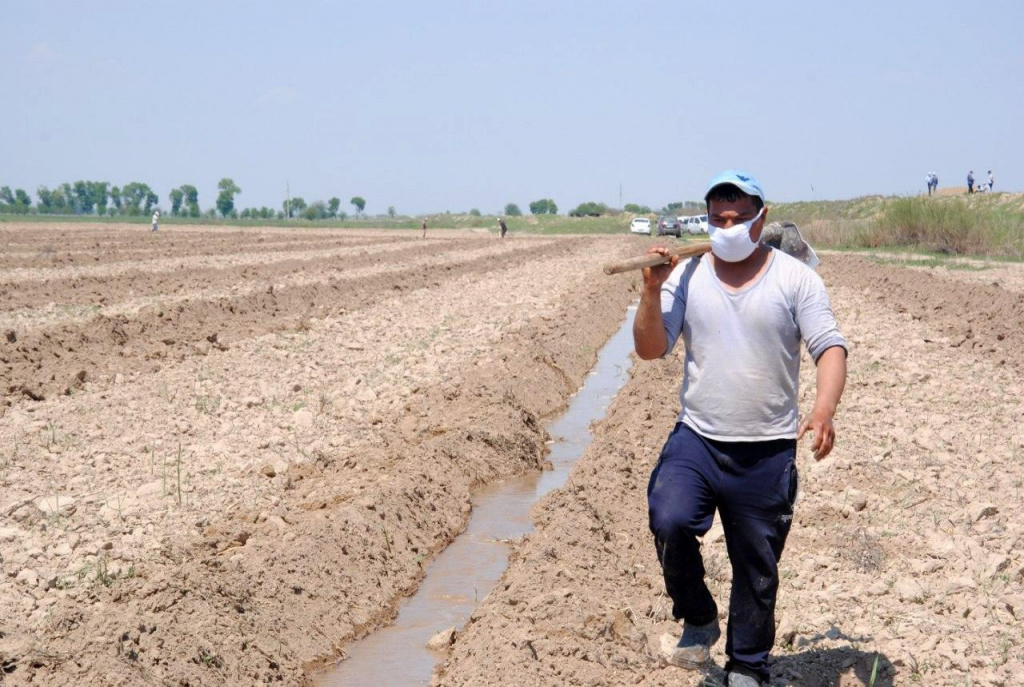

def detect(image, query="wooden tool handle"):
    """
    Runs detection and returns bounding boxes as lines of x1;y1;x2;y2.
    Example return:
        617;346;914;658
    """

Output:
603;242;712;275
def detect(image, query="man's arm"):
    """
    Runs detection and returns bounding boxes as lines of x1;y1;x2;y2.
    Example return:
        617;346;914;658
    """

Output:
797;345;847;460
633;247;678;360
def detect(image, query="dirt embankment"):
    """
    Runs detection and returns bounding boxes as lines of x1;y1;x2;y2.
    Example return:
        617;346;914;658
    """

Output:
0;228;642;685
436;253;1024;686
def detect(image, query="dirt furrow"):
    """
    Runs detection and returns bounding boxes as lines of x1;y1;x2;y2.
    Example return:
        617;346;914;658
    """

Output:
0;236;639;685
0;238;581;404
0;235;393;270
0;235;460;285
0;236;472;313
434;254;1024;687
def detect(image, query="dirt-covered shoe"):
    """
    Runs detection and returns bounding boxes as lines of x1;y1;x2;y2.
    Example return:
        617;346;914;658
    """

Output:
668;618;721;669
726;668;765;686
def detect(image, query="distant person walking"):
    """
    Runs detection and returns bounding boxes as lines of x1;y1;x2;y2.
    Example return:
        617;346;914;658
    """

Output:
925;172;938;196
499;217;508;239
967;170;975;194
925;173;933;195
151;210;159;232
988;170;995;191
421;217;427;239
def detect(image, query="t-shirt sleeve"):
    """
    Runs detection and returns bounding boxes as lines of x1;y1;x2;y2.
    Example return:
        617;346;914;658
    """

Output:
660;262;688;355
794;268;847;361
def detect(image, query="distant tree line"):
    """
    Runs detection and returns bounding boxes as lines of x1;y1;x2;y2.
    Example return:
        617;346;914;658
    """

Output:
3;180;692;222
0;178;373;222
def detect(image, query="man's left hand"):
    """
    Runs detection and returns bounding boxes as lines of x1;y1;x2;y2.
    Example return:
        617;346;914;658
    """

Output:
797;407;835;461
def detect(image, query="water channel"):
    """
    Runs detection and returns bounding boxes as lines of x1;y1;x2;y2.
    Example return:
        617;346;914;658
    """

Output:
318;305;637;686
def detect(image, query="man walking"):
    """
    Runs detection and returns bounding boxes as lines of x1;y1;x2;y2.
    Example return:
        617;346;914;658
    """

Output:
498;217;508;239
968;170;975;194
151;210;159;232
634;170;848;686
421;217;427;239
988;170;995;191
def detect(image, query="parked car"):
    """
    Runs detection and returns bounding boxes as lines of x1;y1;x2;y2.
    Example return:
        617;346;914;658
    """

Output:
629;217;652;235
656;215;681;237
679;214;708;235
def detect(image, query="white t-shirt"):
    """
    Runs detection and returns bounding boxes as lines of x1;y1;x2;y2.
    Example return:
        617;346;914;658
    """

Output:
660;249;847;441
152;213;159;223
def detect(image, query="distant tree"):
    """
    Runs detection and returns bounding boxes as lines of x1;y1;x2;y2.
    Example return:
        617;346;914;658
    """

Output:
216;178;241;218
624;203;653;214
89;181;110;216
2;188;31;214
327;197;341;218
121;182;157;216
303;200;328;220
387;205;396;218
660;200;702;215
276;210;286;220
73;181;95;215
169;188;184;217
504;203;522;217
529;198;558;215
179;185;200;217
286;197;306;218
337;211;348;221
36;186;54;213
109;186;122;214
204;207;218;218
469;208;482;217
350;196;366;217
569;201;610;217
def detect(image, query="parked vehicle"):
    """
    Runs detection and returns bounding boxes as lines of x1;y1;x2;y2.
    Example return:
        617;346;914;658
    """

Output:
629;217;652;235
656;215;681;237
679;214;708;235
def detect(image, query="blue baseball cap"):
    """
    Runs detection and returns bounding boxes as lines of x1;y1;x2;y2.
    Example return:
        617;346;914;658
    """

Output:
704;169;765;202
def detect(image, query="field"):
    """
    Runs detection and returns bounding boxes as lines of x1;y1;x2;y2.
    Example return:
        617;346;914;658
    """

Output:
1;221;1023;686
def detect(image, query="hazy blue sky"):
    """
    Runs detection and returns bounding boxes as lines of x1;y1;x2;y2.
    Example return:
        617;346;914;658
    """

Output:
3;1;1022;214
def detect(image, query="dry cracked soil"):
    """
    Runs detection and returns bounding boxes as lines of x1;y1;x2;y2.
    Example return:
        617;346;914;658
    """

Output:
2;223;1023;687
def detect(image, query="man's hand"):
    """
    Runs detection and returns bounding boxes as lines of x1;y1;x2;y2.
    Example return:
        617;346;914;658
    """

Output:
641;246;679;293
799;346;847;461
797;406;835;461
634;246;678;360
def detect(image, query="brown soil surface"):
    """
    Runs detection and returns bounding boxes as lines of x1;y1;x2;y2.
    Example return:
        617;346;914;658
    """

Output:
0;223;643;685
434;254;1024;686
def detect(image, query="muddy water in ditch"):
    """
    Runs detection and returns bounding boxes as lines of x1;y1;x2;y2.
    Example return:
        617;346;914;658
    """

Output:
318;306;637;687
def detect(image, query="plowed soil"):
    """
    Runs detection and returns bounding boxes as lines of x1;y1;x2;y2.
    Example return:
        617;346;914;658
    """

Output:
0;223;641;685
434;255;1024;687
5;226;1024;687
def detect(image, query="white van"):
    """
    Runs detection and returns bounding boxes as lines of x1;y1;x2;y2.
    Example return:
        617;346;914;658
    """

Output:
678;214;708;235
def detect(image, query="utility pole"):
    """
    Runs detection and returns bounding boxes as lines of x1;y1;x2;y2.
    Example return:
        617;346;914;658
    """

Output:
286;181;290;219
619;181;623;208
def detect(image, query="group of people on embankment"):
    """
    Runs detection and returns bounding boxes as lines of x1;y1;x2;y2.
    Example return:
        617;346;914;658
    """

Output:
926;169;995;195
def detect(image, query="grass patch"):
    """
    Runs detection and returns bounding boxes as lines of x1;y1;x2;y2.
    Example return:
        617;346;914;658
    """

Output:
773;192;1024;259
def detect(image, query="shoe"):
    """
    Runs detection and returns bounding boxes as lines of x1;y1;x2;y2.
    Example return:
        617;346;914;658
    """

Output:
726;669;765;686
669;618;721;669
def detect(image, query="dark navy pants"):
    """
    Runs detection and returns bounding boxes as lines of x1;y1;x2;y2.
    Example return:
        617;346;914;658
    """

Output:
648;423;798;681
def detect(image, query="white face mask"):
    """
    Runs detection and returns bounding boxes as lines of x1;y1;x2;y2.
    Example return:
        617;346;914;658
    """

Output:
708;208;763;262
